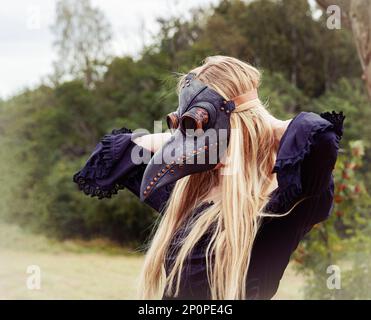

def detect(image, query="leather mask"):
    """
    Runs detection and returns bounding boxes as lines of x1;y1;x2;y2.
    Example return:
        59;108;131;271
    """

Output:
140;72;257;201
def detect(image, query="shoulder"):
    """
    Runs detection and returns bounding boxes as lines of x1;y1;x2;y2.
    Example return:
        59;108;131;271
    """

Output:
294;111;345;141
265;110;345;214
274;111;345;167
300;111;345;162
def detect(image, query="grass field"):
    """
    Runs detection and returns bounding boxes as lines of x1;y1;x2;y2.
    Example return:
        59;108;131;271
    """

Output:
0;223;305;299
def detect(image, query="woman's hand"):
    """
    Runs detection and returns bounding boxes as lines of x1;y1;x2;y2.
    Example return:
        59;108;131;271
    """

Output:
133;132;172;153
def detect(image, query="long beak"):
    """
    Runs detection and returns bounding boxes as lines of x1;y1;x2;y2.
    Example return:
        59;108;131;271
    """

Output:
140;129;221;202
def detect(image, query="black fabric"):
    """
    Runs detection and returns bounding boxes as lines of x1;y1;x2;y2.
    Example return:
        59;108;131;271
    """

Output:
163;201;216;300
73;110;344;299
265;111;344;214
162;112;344;300
72;128;172;211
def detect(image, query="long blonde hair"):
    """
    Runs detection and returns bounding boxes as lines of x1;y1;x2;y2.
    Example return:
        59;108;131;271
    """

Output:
138;55;279;299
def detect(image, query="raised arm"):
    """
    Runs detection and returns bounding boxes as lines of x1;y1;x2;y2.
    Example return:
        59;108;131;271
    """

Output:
73;127;172;212
248;112;345;299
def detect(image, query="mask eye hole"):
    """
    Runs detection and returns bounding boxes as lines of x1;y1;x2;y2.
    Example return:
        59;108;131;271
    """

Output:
180;107;209;136
166;112;179;132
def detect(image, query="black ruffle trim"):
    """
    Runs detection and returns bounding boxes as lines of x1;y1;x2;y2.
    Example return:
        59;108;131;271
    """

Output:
110;127;132;135
98;127;133;179
73;176;126;199
320;111;345;138
265;111;345;214
73;126;133;199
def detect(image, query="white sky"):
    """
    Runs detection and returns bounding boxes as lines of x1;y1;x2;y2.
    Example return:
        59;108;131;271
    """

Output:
0;0;321;99
0;0;219;99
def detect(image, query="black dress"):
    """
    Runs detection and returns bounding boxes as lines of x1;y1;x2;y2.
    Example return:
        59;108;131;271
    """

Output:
73;111;345;300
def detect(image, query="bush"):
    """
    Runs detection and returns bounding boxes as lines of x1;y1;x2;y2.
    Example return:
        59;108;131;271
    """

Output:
294;140;371;299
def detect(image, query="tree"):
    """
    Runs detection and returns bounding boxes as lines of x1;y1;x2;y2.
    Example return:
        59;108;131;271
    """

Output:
51;0;113;87
316;0;371;98
176;0;360;97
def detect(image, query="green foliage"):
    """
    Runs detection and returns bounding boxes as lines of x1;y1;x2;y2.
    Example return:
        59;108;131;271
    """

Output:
294;140;371;299
337;226;371;299
311;78;371;185
0;84;155;244
177;0;360;97
96;56;176;130
312;79;371;143
259;70;309;118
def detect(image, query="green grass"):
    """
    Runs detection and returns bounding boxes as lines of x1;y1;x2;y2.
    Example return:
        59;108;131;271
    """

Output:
0;222;305;299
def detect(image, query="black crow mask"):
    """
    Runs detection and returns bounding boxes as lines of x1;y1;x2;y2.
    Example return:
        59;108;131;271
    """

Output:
140;72;258;201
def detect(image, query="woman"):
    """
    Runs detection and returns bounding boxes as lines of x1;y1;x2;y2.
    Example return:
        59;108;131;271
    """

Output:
73;56;345;300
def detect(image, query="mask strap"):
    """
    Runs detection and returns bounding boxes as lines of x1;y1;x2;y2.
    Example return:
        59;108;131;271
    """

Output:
231;89;259;112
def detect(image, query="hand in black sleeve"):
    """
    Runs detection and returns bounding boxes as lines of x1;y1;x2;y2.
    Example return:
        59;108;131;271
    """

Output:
72;127;173;212
300;129;340;224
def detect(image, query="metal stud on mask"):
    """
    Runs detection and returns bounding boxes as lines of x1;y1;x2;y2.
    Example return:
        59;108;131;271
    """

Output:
140;72;258;201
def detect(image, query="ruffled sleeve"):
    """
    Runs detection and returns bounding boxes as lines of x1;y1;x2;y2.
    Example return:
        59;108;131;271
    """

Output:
72;127;173;212
247;111;345;300
265;111;345;216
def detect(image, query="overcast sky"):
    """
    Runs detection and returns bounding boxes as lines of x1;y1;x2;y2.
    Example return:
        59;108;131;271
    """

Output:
0;0;219;99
